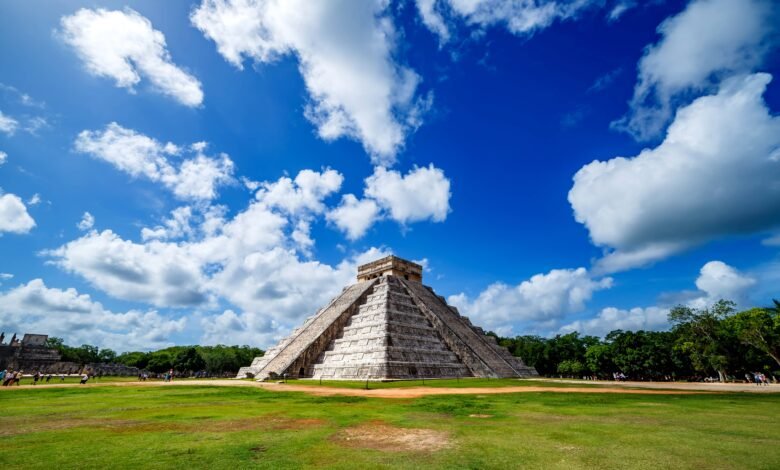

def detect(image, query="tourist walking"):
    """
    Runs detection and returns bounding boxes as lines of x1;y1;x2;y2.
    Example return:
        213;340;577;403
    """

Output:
1;370;12;386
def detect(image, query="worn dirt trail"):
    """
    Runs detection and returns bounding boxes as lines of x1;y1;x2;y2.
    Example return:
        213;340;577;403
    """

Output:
3;378;777;397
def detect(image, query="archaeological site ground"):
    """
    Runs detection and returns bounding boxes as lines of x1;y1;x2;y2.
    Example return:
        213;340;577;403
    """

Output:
2;378;780;469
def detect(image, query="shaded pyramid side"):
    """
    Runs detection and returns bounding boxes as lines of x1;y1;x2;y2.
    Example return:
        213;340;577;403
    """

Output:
311;276;471;379
401;279;538;378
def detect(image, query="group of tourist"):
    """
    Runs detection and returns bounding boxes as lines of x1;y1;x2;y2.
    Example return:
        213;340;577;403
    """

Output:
31;371;61;384
1;369;23;386
750;372;772;385
0;369;96;385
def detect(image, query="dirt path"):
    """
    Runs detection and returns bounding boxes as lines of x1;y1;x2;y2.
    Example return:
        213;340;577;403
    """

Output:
254;383;706;398
3;378;777;397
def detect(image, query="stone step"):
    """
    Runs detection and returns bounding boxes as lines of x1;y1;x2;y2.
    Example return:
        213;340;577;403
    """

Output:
320;346;460;361
339;320;437;337
345;310;431;328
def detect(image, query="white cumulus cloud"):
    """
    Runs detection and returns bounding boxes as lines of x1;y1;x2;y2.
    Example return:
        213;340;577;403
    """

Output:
365;164;451;224
560;260;757;336
327;164;452;240
75;123;234;201
614;0;777;140
327;194;381;240
0;151;7;166
255;168;343;216
77;212;95;231
415;0;600;43
689;260;756;308
0;193;36;234
569;73;780;273
449;267;613;336
0;278;185;351
560;306;670;337
45;167;395;347
47;229;212;308
60;8;203;107
191;0;427;164
0;110;19;135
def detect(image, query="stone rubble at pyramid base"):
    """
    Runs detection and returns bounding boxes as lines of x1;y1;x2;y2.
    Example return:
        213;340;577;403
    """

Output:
237;256;538;381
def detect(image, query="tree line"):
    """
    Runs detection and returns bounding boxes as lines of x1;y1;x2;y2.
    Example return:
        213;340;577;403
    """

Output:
44;298;778;381
494;300;780;381
45;339;264;376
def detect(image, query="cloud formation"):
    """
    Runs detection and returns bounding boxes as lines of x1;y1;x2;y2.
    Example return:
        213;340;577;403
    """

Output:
60;8;203;107
689;260;756;308
560;260;757;336
45;166;397;346
0;278;185;351
448;267;613;336
561;306;669;337
75;123;234;201
415;0;600;43
0;110;19;135
614;0;777;140
191;0;427;164
77;212;95;231
328;164;452;239
327;194;381;240
365;164;451;224
570;73;780;273
0;193;36;234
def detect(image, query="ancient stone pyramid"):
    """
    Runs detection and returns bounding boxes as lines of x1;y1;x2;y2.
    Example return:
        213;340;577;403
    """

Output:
237;256;538;380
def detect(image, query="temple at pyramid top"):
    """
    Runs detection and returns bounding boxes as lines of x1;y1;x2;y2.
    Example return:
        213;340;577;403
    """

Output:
237;255;537;381
357;255;423;282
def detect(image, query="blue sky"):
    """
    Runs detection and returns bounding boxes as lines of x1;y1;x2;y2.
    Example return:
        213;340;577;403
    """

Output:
0;0;778;351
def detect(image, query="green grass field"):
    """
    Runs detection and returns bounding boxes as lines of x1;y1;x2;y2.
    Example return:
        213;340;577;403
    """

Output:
1;383;779;469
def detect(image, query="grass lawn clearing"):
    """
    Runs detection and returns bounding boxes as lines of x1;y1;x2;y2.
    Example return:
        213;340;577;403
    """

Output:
1;383;778;469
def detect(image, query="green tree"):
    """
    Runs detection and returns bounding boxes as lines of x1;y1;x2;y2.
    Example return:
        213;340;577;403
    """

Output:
116;351;150;369
45;337;65;349
507;336;548;372
557;360;584;377
175;347;206;373
146;351;174;373
729;307;780;367
98;348;117;363
670;300;737;381
585;343;613;377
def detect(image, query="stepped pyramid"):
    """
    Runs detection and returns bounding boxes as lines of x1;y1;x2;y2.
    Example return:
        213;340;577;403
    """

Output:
237;256;537;380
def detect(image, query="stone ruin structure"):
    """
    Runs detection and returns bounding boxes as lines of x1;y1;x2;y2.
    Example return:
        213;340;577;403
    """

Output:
237;256;538;380
0;333;62;372
0;333;139;376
